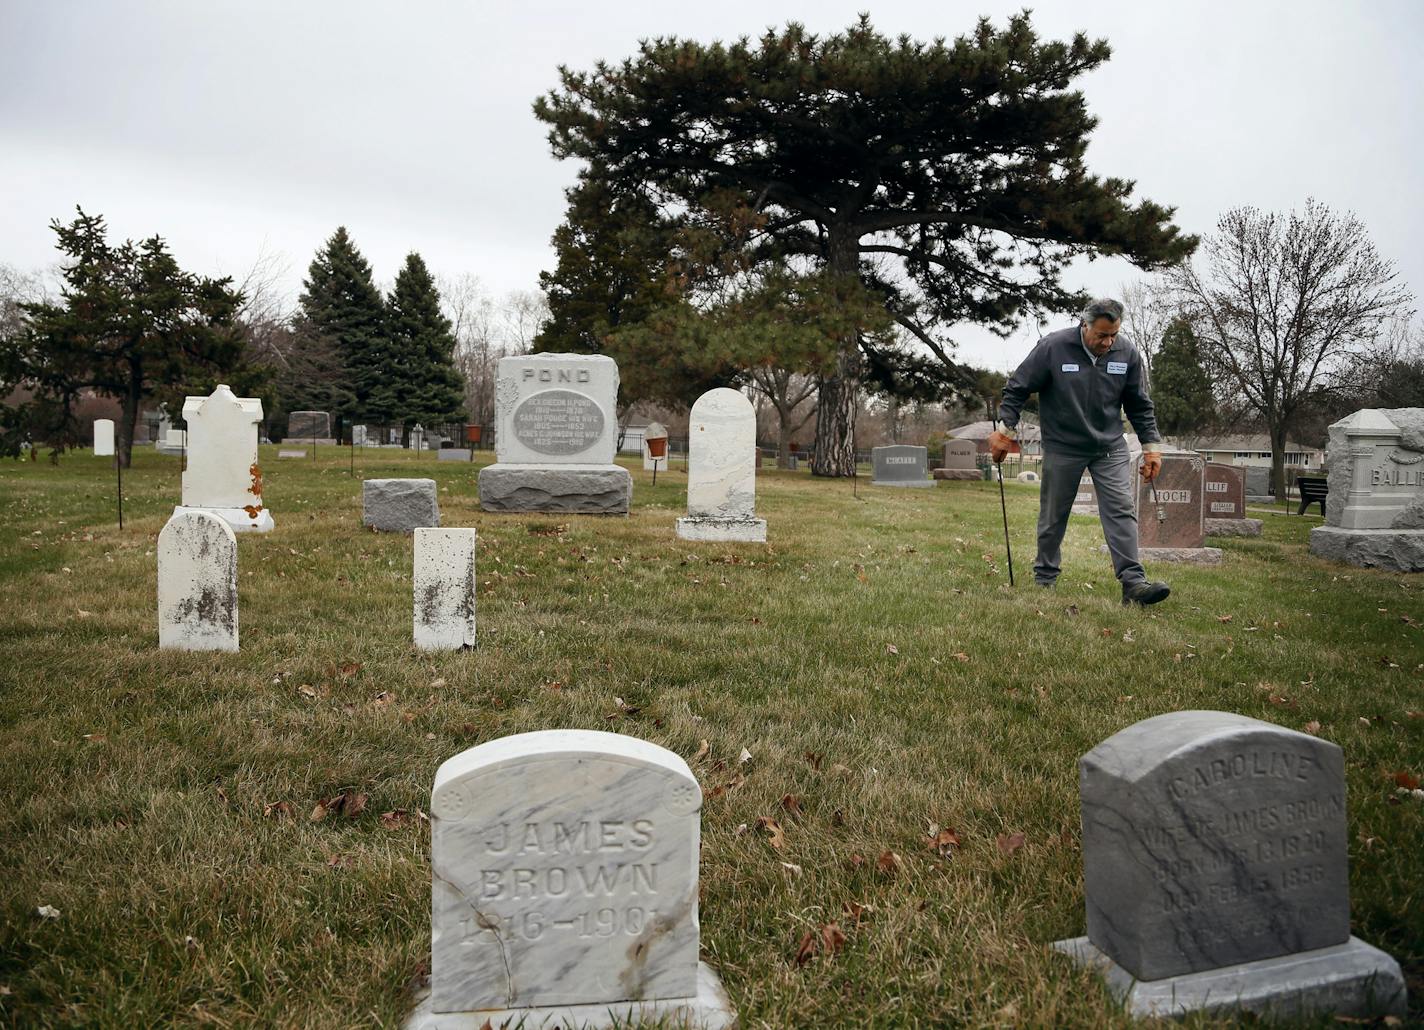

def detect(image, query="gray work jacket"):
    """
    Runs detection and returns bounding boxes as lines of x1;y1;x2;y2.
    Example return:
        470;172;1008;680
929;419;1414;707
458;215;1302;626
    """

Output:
998;325;1161;456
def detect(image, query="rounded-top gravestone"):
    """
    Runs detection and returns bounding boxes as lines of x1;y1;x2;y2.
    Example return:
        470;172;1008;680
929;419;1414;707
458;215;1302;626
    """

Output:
409;729;735;1029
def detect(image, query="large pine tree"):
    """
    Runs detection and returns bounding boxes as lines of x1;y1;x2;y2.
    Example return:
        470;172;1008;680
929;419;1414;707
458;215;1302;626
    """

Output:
535;14;1195;475
387;252;466;430
297;227;392;425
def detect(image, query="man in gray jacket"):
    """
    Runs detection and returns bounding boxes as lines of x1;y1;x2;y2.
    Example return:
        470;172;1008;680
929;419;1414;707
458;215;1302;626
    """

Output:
987;298;1170;606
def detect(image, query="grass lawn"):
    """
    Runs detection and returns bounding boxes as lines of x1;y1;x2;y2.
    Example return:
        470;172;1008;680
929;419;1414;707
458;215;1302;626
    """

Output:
1;446;1420;1028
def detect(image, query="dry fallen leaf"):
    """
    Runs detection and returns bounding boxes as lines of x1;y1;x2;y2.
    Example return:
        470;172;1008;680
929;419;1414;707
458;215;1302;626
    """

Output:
1216;614;1233;623
693;739;711;762
263;800;295;820
380;809;413;829
779;861;803;878
1303;720;1322;734
885;643;899;655
996;831;1027;856
1392;770;1421;790
338;662;362;678
756;816;786;849
821;922;847;956
794;929;818;967
739;747;753;765
876;850;903;875
842;900;871;927
780;794;804;820
36;904;60;920
928;827;961;857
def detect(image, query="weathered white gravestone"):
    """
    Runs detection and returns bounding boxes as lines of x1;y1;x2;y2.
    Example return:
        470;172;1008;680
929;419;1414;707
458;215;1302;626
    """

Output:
176;385;273;533
1310;408;1424;571
871;445;934;487
414;528;476;651
157;509;238;652
675;389;766;542
478;354;632;514
1055;711;1406;1020
93;418;115;457
407;730;735;1030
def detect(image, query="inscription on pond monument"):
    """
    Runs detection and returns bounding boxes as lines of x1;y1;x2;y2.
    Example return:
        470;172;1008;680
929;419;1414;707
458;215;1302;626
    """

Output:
512;389;605;457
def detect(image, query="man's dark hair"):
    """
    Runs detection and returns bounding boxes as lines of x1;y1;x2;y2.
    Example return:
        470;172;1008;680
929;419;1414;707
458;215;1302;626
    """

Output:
1080;298;1124;324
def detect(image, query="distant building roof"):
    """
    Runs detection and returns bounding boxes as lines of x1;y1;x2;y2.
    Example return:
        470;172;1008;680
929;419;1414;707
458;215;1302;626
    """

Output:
1192;434;1320;453
950;419;1041;442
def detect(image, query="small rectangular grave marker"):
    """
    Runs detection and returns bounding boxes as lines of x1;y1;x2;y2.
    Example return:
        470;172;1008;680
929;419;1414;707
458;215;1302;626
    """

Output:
413;528;476;651
158;509;238;651
93;418;115;457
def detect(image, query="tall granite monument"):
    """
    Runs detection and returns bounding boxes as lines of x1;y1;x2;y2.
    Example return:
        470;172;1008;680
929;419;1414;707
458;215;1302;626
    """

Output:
1310;407;1424;571
1055;711;1406;1020
177;384;273;533
478;354;632;514
406;729;735;1029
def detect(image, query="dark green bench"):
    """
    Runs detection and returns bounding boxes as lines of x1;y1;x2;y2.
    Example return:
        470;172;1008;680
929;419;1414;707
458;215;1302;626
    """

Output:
1295;475;1327;516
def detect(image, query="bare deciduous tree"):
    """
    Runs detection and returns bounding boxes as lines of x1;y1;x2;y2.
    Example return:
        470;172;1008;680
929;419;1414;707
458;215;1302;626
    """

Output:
748;367;817;467
440;276;550;431
1171;199;1414;496
1119;275;1177;378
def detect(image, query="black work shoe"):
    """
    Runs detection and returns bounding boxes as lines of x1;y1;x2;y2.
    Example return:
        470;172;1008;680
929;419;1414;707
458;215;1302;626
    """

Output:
1035;580;1056;589
1122;580;1171;606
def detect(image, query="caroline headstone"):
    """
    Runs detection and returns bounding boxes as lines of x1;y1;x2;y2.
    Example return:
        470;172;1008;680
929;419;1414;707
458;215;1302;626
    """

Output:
406;730;735;1029
93;418;115;457
1055;711;1405;1020
1135;452;1220;564
157;509;238;652
871;445;934;488
177;384;273;533
1204;462;1262;537
933;439;981;481
675;389;766;542
478;354;632;514
1310;408;1424;571
414;528;476;651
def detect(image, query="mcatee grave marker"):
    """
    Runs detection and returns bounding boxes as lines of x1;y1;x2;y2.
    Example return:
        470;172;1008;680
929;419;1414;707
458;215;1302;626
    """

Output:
871;445;934;488
1055;711;1405;1020
407;730;735;1029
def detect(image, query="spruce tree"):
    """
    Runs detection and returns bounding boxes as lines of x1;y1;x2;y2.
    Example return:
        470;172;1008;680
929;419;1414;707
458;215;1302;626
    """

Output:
387;252;465;430
535;14;1196;475
1152;317;1215;438
297;227;392;424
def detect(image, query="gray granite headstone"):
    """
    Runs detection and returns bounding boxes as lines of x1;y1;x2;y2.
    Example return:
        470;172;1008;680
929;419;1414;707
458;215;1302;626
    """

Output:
438;448;472;462
1055;711;1405;1020
363;478;440;533
942;439;978;469
1310;408;1424;571
287;410;332;441
871;445;934;488
1245;466;1272;499
1204;463;1262;537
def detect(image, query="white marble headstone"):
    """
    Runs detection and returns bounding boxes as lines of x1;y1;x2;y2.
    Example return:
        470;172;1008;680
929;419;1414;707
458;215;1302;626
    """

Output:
179;384;272;533
93;418;115;457
414;528;476;651
158;509;238;652
427;730;704;1015
675;389;766;542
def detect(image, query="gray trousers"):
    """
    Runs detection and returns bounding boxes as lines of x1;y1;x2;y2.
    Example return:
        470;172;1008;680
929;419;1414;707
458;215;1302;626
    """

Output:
1035;441;1145;586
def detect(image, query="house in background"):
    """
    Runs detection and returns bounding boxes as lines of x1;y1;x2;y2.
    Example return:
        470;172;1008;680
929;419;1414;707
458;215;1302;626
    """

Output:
949;418;1043;455
1186;434;1324;469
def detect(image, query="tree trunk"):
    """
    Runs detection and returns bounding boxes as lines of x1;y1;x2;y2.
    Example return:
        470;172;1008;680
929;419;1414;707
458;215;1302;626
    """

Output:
120;379;141;469
811;228;860;477
776;411;793;469
1269;421;1288;501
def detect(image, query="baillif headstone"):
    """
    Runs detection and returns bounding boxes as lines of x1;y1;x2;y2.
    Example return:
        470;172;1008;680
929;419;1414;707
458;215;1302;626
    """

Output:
93;418;115;457
1135;452;1220;563
871;445;934;488
407;730;736;1030
1055;711;1405;1020
363;478;439;533
1310;408;1424;571
177;385;273;533
1204;462;1262;537
414;528;476;651
478;354;632;514
933;438;981;481
157;509;238;652
287;410;333;443
675;389;766;542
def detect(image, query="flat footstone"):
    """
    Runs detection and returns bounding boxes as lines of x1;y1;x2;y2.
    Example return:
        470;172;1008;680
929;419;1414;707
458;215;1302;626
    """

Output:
478;464;631;514
1205;517;1263;537
364;478;440;533
1053;936;1406;1021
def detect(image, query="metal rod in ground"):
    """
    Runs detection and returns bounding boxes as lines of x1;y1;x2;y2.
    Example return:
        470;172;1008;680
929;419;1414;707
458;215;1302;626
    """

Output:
997;461;1014;586
116;453;123;530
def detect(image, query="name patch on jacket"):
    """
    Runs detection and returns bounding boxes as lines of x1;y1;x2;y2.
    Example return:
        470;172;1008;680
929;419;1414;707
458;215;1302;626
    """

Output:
1061;363;1080;373
1106;361;1128;375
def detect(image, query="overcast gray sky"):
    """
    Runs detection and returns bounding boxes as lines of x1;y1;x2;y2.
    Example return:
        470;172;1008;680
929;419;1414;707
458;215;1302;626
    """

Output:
2;1;1420;371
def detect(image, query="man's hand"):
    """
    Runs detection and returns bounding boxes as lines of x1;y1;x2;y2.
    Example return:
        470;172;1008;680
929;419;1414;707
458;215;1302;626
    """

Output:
987;430;1018;464
1140;452;1163;482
